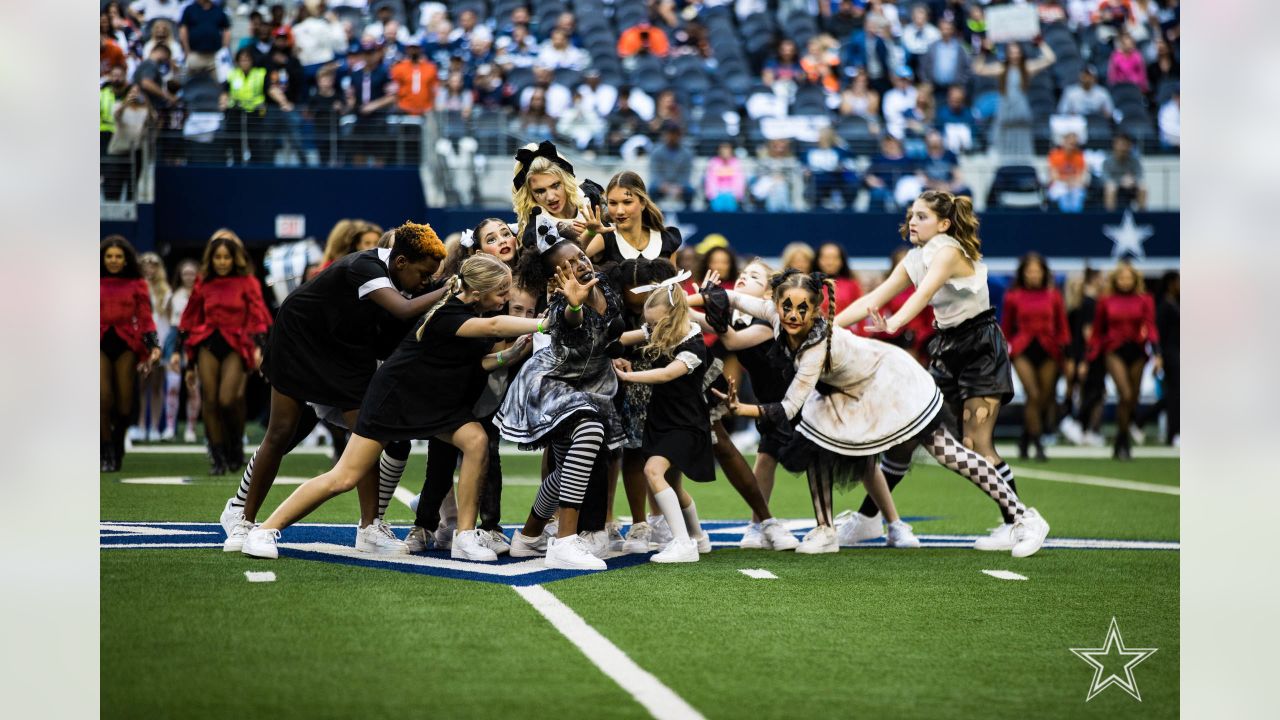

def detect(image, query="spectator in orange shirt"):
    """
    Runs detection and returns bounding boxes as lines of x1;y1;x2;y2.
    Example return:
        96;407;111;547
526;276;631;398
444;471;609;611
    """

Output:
390;39;439;115
101;23;127;79
1046;132;1087;212
617;22;670;58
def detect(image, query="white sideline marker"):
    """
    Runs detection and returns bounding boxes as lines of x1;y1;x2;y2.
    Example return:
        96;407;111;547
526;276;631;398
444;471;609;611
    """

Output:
739;568;778;579
514;584;705;720
982;569;1028;581
244;571;276;583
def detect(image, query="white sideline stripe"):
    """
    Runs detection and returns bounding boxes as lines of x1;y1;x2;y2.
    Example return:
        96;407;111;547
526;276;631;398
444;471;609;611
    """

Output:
739;568;778;579
102;542;223;549
1007;467;1180;495
119;476;309;486
514;584;705;720
245;571;276;583
982;569;1028;581
286;542;554;576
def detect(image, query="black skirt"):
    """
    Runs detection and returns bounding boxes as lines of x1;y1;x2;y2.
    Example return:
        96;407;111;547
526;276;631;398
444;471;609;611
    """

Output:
100;327;130;361
926;309;1015;406
782;408;946;489
644;427;716;483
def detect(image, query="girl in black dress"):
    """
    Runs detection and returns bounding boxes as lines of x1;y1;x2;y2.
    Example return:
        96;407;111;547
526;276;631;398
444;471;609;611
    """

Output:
582;170;682;265
220;222;448;553
243;254;544;562
498;236;624;571
614;279;713;563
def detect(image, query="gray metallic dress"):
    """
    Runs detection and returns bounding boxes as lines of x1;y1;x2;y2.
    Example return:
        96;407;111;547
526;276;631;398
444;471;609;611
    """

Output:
494;273;625;450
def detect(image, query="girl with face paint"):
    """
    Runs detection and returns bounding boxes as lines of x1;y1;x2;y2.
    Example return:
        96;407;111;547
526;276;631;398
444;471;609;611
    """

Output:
496;236;625;571
711;269;1050;558
173;230;272;476
511;141;604;252
100;235;162;472
835;190;1045;553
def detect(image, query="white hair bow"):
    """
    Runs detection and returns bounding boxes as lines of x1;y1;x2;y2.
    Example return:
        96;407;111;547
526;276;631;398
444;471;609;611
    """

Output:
630;269;692;303
534;209;563;254
459;229;475;249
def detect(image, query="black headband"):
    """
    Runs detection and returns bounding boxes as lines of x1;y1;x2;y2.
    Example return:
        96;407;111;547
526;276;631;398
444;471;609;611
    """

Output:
513;141;575;189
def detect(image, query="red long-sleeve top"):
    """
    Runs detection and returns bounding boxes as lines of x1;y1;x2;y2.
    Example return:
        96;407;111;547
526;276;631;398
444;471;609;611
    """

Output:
178;274;272;367
1087;291;1159;360
855;286;935;360
821;276;864;316
1001;287;1070;361
101;276;159;357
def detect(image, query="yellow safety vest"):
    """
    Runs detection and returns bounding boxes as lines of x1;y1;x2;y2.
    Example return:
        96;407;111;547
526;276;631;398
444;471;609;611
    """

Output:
100;86;117;132
227;67;267;112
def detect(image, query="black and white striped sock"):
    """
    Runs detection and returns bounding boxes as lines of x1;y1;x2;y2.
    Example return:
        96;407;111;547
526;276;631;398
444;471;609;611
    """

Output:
230;451;255;508
376;441;411;521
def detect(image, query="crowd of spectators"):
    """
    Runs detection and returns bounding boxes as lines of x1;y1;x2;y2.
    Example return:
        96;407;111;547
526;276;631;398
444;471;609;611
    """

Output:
100;0;1179;211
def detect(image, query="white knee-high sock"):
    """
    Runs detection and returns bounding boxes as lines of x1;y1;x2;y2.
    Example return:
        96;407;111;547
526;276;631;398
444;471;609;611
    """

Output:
680;497;704;539
653;488;690;543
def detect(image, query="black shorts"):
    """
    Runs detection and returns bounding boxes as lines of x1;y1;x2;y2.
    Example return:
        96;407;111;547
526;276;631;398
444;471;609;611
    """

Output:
198;332;235;361
926;309;1015;406
1020;339;1052;366
101;328;130;361
1112;341;1147;365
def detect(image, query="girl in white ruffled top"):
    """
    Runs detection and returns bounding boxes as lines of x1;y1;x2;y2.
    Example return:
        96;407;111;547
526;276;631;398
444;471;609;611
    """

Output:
707;269;1048;557
835;190;1048;553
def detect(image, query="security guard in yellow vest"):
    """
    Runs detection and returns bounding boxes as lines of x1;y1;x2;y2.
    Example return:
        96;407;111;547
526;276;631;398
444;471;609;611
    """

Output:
221;48;269;163
100;66;127;171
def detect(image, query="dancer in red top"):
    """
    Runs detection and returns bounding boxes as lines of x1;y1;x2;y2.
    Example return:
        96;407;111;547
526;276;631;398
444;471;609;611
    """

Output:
815;242;862;315
1088;260;1161;460
1001;253;1069;461
172;230;272;475
101;235;161;472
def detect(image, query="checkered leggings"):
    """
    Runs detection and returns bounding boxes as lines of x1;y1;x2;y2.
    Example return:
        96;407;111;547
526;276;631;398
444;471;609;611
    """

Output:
923;426;1026;522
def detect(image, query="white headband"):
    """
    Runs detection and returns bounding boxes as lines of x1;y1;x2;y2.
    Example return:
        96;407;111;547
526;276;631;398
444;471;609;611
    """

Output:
459;229;475;249
631;269;692;304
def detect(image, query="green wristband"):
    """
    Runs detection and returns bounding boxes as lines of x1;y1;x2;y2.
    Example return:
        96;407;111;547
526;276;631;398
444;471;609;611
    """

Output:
496;351;505;366
567;303;583;313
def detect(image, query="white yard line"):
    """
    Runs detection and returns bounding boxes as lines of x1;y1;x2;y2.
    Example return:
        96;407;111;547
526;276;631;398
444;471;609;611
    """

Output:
1007;467;1180;495
392;486;418;509
982;569;1028;581
513;584;705;720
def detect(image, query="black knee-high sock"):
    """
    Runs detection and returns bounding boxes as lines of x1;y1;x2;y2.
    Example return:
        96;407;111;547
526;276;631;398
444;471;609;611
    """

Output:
858;456;910;517
376;440;411;521
995;461;1018;496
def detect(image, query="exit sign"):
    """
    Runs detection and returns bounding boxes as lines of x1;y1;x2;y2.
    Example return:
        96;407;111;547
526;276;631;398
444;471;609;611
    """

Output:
275;214;306;239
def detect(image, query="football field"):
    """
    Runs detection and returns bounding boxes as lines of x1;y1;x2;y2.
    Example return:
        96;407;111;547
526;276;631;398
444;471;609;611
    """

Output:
101;445;1179;719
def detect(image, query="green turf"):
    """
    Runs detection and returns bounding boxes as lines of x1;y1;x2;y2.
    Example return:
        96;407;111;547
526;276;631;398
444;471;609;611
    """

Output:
102;450;1179;718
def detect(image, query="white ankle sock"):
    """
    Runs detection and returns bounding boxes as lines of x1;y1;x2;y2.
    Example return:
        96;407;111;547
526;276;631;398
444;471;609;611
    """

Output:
653;488;690;543
681;498;704;539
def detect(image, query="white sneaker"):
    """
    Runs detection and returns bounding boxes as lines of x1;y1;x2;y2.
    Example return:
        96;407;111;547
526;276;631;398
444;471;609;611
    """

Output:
739;523;767;549
691;532;712;554
160;427;176;442
450;529;498;562
885;520;921;548
647;514;673;545
795;525;839;554
405;525;433;552
835;510;884;546
408;493;420;514
356;519;409;555
1058;416;1084;445
761;518;800;550
605;521;625;552
480;529;511;555
651;537;699;563
578;530;610;559
1011;508;1050;558
622;522;653;553
183;427;197;443
1082;431;1106;448
510;529;549;557
434;521;456;550
1171;434;1180;449
242;527;280;559
1129;425;1146;446
545;535;607;570
223;518;253;552
973;523;1016;551
545;519;559;538
220;498;244;536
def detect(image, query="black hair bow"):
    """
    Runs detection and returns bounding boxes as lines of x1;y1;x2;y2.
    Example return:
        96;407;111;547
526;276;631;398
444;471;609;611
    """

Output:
513;141;575;189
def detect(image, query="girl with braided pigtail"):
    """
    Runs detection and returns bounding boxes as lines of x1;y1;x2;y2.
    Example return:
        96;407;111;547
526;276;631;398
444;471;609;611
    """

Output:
834;190;1047;552
711;269;1050;557
242;254;545;561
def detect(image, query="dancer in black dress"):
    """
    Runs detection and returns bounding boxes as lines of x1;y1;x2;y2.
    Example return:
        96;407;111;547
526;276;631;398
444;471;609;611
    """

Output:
220;222;448;552
581;170;682;265
498;233;624;571
243;254;543;561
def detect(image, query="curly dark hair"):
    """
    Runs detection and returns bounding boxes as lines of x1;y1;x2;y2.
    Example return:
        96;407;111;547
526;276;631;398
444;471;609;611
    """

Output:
100;235;142;278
